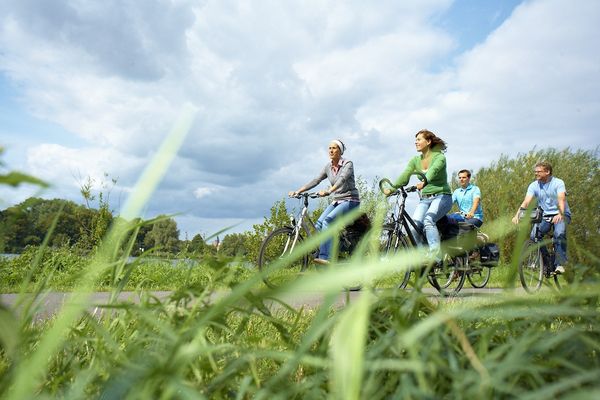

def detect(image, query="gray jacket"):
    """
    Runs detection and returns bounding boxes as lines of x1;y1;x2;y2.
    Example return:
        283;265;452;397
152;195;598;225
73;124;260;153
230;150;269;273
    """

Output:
303;159;360;202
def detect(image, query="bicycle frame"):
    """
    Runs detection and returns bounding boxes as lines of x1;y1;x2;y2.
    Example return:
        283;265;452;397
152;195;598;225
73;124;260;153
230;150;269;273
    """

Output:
386;186;427;247
288;193;319;254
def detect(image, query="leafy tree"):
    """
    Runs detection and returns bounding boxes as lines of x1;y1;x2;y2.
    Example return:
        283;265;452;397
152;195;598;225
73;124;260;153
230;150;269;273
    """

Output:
475;147;599;266
188;233;207;254
219;233;248;257
0;198;91;253
143;216;180;254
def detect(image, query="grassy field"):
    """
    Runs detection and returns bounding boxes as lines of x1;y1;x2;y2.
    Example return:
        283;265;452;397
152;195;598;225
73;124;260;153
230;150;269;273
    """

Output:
1;121;598;399
1;244;599;399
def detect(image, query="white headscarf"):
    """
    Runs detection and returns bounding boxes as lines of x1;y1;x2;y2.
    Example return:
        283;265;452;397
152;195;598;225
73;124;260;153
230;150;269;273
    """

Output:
331;139;345;155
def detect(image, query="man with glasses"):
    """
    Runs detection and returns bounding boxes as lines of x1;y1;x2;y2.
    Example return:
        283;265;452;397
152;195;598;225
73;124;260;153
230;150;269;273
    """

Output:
512;161;571;274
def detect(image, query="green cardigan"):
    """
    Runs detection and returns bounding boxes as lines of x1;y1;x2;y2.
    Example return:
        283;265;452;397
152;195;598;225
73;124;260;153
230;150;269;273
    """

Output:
393;151;451;196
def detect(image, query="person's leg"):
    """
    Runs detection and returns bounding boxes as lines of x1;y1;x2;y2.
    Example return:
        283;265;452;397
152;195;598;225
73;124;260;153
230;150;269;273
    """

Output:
446;212;465;225
552;215;570;268
317;201;359;260
422;194;453;260
410;198;432;246
315;203;336;231
465;217;483;228
535;219;553;270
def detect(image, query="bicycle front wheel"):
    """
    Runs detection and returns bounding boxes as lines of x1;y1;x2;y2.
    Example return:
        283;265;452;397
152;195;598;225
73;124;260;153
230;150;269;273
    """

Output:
258;227;309;289
376;229;412;290
518;240;543;293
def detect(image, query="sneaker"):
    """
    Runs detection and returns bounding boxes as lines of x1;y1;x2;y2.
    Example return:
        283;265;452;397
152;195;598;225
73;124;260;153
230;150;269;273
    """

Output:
554;265;565;275
313;258;330;265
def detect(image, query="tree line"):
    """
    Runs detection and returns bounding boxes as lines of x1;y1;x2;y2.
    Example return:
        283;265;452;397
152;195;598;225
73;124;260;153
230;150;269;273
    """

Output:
1;147;598;266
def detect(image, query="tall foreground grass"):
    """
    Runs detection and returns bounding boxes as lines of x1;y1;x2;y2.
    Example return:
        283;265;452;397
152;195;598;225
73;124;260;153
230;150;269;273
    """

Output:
1;111;599;399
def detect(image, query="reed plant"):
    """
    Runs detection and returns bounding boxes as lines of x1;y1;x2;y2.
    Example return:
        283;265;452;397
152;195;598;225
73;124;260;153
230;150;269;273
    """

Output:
1;115;599;399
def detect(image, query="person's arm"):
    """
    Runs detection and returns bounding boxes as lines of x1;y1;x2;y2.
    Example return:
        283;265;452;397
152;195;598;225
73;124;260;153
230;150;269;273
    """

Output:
512;194;534;224
465;186;481;218
466;197;480;219
553;191;566;224
322;161;354;196
289;165;327;196
392;157;416;189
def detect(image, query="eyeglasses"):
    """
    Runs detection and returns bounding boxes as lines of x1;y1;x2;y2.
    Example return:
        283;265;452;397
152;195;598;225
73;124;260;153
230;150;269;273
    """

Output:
534;170;547;173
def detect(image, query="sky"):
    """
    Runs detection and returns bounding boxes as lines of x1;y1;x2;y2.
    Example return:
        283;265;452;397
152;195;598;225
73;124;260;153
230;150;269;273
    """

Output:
1;0;599;240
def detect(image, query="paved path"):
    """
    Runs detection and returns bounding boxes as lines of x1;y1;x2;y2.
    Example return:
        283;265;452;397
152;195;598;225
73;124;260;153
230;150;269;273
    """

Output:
1;287;505;318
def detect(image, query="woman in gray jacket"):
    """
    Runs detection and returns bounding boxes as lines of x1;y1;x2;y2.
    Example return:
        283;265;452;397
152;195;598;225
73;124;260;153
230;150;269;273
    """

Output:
289;139;360;264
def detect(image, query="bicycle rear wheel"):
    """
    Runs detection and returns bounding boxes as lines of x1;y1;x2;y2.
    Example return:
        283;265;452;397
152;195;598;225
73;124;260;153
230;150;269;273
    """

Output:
429;254;466;296
519;240;543;293
258;227;309;289
376;229;412;290
467;262;492;288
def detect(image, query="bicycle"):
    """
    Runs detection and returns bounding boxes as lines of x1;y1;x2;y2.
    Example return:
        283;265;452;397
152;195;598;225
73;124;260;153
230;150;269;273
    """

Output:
518;208;562;293
449;219;499;289
257;192;369;289
379;177;467;296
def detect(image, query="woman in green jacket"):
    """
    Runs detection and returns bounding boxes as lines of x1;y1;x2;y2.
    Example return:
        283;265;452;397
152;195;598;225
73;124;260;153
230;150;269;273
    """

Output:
384;129;452;262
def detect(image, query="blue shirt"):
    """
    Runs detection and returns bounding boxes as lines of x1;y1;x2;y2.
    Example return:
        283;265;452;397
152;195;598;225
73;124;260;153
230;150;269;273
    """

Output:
526;177;571;216
452;183;483;221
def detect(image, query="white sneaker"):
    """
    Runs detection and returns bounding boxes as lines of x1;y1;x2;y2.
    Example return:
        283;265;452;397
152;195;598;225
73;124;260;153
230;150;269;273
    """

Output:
554;265;565;275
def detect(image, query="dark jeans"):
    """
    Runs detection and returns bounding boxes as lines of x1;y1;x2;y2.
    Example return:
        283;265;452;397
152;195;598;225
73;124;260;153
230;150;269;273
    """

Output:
447;212;483;228
315;200;360;260
531;215;570;267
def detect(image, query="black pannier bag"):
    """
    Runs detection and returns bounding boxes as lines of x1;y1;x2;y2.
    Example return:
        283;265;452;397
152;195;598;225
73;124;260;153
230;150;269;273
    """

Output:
479;242;500;266
340;213;371;253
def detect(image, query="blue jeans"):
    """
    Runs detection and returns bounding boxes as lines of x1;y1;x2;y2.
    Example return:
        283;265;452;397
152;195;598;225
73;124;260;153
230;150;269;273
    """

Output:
531;215;570;267
447;212;483;228
411;194;453;259
315;200;360;260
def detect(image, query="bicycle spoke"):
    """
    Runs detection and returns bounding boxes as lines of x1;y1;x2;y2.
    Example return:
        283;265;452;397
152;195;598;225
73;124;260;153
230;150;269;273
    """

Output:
519;240;544;293
374;229;412;292
429;255;466;296
258;227;308;289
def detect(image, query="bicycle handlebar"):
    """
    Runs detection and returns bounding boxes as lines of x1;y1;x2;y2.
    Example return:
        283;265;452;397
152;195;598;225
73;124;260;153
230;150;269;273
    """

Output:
378;176;422;196
289;192;321;199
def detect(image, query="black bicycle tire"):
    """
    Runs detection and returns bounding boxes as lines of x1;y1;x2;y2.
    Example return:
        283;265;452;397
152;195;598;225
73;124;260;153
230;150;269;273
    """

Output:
258;227;308;289
553;274;561;290
381;229;412;289
518;240;544;293
467;263;492;288
429;255;466;296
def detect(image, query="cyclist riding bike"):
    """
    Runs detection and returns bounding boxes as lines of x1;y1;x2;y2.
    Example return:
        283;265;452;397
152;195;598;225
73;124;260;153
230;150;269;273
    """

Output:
289;139;360;265
382;129;452;265
512;161;571;275
447;169;483;228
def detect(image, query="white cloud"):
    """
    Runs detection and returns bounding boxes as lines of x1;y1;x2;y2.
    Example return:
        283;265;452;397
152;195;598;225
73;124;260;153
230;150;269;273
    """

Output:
193;186;220;199
1;0;598;238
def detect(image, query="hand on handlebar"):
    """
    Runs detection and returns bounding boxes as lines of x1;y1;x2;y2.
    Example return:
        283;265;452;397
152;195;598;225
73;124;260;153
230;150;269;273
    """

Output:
318;190;330;197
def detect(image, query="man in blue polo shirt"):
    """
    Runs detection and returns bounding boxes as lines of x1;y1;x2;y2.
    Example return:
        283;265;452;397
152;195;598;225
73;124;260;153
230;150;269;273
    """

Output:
512;161;571;274
447;169;483;227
